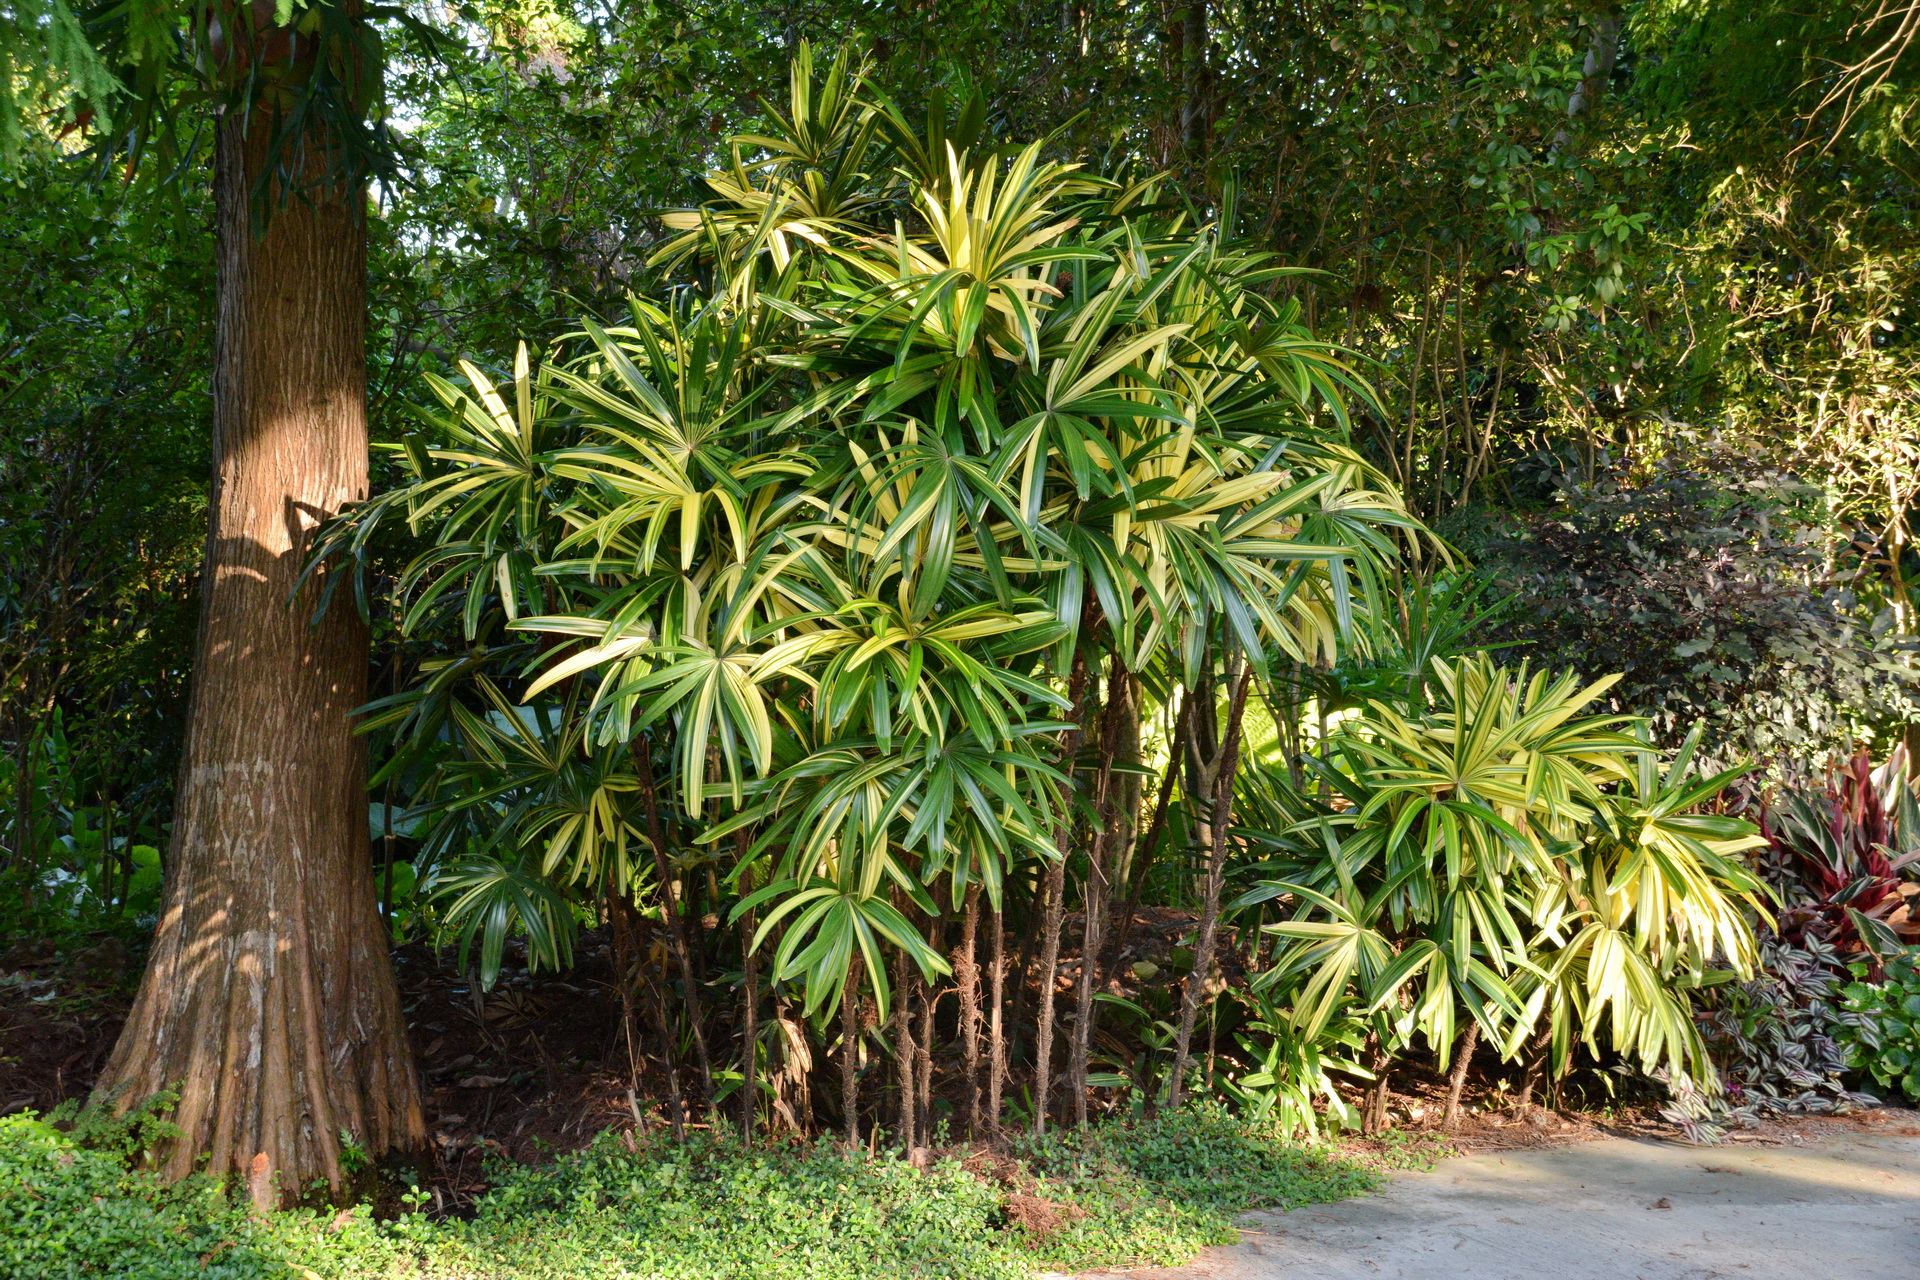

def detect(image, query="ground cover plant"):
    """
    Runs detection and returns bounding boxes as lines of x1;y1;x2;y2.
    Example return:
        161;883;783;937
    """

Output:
1;1105;1413;1280
1835;952;1920;1102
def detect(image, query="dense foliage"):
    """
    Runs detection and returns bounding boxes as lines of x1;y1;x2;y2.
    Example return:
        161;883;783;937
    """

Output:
1474;451;1920;772
1836;953;1920;1102
4;0;1920;1254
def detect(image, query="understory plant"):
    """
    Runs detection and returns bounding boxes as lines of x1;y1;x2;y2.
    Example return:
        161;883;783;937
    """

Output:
1833;951;1920;1102
1696;936;1880;1115
1476;449;1920;776
1238;654;1771;1126
1759;746;1920;958
304;44;1785;1153
0;1105;1392;1280
1681;747;1920;1130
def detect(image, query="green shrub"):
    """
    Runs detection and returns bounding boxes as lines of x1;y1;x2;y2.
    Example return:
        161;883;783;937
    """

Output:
1834;952;1920;1101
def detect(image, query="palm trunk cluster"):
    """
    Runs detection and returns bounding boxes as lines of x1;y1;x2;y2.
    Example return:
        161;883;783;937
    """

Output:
593;636;1279;1148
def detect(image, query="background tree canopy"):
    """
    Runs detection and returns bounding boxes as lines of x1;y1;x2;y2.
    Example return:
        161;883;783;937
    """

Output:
12;0;1910;830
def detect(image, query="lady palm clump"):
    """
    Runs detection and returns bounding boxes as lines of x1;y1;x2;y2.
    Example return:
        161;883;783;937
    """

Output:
321;44;1764;1145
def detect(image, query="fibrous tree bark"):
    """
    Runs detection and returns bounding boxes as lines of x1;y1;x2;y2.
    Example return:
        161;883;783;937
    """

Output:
891;931;916;1149
1168;664;1251;1110
636;739;714;1106
738;855;760;1139
1030;648;1090;1133
1069;654;1131;1124
914;918;938;1143
1442;1019;1481;1131
839;956;863;1146
1030;855;1069;1133
987;899;1008;1131
954;881;982;1136
95;89;424;1207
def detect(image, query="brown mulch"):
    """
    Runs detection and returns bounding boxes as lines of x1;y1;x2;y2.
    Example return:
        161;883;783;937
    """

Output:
390;932;661;1209
0;934;133;1117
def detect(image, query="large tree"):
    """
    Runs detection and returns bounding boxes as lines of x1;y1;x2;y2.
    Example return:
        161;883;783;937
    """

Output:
5;0;426;1204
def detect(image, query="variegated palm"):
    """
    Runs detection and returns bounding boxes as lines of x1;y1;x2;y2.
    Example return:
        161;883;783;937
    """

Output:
1246;656;1642;1062
653;44;883;284
1525;727;1771;1080
316;46;1438;1141
1244;656;1765;1088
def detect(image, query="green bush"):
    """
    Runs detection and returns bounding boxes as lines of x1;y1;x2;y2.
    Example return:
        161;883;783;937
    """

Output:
0;1106;1395;1279
1834;952;1920;1101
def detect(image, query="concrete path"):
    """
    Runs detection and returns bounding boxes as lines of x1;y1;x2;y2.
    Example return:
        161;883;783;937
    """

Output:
1094;1128;1920;1280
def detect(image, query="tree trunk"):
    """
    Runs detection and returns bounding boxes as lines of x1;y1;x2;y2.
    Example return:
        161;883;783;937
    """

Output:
646;966;687;1141
1514;1027;1550;1114
1168;665;1251;1111
914;967;936;1146
608;885;643;1097
636;740;714;1106
739;878;759;1139
892;939;916;1150
1551;8;1623;152
1031;648;1091;1134
956;882;982;1138
1443;1019;1481;1131
1183;670;1221;852
1107;695;1190;970
988;899;1007;1134
1180;0;1210;167
1070;655;1131;1124
1565;11;1622;120
1363;1036;1392;1134
94;104;423;1208
1030;856;1068;1135
1007;868;1042;1072
840;957;863;1147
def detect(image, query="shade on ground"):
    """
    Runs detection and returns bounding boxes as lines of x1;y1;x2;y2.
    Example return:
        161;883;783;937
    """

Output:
1089;1128;1920;1280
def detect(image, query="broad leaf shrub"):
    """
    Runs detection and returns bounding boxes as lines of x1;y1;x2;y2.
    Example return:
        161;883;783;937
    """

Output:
1240;655;1770;1093
1472;448;1919;776
1834;952;1920;1102
1679;748;1920;1128
0;1107;1391;1279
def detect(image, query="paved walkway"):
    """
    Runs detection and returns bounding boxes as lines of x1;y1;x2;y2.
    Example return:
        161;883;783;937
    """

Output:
1094;1127;1920;1280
